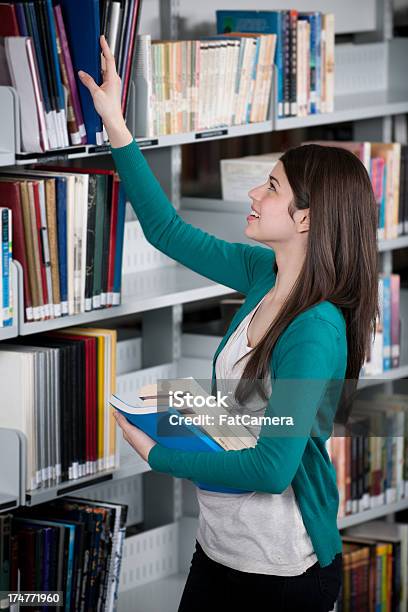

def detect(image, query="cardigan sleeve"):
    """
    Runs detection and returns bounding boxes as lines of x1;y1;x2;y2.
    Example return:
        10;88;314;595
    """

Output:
110;138;275;294
147;316;342;494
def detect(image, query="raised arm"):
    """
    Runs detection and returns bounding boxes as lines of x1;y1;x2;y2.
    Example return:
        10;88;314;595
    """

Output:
146;316;344;493
110;138;275;293
78;35;275;295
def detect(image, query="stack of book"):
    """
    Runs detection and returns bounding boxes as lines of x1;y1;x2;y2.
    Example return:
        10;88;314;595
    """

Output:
132;31;277;137
0;167;126;322
0;0;141;150
0;206;12;328
339;519;408;612
216;9;335;118
0;496;128;612
0;328;117;492
326;393;408;518
363;273;401;376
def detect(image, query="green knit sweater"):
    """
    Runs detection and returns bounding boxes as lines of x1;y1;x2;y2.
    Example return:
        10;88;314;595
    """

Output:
110;138;348;568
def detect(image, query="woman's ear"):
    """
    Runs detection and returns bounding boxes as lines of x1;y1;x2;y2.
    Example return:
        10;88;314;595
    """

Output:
294;208;310;233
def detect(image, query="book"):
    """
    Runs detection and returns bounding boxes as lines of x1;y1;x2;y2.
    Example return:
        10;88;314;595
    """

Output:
110;378;260;494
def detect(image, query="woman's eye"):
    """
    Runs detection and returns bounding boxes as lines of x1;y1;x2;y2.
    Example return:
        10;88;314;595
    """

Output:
267;183;276;192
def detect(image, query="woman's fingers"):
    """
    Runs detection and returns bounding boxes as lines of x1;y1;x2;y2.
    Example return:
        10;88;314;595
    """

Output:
100;34;117;78
78;70;99;96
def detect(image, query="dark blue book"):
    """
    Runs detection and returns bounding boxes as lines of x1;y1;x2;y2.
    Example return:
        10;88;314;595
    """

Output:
59;0;103;144
55;176;68;314
110;392;253;494
15;3;28;34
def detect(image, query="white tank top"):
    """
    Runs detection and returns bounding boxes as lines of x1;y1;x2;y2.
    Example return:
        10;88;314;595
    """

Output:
195;296;318;575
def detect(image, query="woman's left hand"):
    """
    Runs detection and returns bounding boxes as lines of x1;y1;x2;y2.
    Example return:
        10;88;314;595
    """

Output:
113;410;157;462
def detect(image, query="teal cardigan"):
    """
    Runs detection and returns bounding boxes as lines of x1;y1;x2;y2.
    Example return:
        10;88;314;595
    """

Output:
111;138;348;568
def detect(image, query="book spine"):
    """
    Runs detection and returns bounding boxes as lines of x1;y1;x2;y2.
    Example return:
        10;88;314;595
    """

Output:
315;12;321;113
390;273;400;368
289;10;298;116
283;11;290;117
53;4;86;143
382;275;391;371
1;209;11;326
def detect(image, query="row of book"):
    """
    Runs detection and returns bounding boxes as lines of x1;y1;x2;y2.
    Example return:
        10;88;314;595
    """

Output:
339;518;408;612
216;9;335;118
0;206;12;327
0;328;117;492
221;140;407;240
0;0;141;150
326;393;408;520
134;32;277;137
363;274;401;376
0;167;126;322
0;496;128;612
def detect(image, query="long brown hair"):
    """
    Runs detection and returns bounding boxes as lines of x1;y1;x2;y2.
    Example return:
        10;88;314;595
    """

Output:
233;144;379;425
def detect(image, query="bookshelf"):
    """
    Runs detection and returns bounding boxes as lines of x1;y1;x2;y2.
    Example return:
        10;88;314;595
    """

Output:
0;0;408;610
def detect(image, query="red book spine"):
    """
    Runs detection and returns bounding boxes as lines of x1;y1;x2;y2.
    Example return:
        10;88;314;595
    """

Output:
0;5;20;35
106;176;119;306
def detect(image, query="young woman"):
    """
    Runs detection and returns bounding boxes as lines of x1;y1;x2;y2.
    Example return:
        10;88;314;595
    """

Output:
79;36;379;612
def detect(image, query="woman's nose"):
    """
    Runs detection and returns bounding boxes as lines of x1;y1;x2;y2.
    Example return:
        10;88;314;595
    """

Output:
248;183;265;201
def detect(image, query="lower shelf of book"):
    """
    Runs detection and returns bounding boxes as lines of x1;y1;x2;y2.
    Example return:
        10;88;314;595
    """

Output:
15;261;235;335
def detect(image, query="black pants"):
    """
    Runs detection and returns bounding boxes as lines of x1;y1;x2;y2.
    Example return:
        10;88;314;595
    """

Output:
178;540;342;612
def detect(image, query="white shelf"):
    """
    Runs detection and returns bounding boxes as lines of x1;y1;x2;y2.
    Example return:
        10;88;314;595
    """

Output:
16;261;235;335
338;497;408;529
358;364;408;388
378;235;408;252
9;121;273;166
24;468;116;507
275;89;408;131
0;492;19;513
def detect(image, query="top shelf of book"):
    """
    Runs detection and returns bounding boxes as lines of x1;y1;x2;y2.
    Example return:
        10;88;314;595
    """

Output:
9;85;408;167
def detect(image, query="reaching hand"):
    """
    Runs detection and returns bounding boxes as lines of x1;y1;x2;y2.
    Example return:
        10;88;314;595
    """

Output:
78;34;133;147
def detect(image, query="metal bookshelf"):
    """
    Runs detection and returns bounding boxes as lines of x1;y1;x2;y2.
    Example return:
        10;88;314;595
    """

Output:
0;0;407;610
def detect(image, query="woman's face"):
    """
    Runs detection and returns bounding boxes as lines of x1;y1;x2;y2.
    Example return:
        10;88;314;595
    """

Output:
245;160;309;246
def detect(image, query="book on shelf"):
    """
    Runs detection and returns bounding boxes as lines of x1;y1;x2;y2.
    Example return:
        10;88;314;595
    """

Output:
216;9;334;118
110;377;263;494
3;496;128;612
304;139;404;240
0;167;126;322
0;0;141;150
363;273;401;376
0;328;117;492
341;519;408;612
0;205;12;328
328;393;408;520
130;31;277;138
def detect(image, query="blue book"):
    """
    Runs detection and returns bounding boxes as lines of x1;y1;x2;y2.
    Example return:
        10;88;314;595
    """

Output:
216;10;284;118
110;392;253;494
59;0;103;144
15;3;28;35
382;275;391;371
0;208;11;327
112;183;126;304
55;177;68;314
